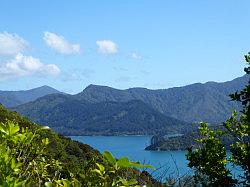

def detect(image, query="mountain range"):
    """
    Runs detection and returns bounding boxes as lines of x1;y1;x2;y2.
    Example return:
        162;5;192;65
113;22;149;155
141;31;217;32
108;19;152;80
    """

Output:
3;75;248;135
75;75;248;123
13;93;192;135
0;85;60;107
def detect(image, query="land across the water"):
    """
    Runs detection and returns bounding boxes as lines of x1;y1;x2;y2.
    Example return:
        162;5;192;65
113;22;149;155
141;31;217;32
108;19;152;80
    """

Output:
69;135;243;181
70;135;191;180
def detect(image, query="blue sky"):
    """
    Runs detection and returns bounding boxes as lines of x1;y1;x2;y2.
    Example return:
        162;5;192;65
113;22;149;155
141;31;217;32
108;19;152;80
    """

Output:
0;0;249;94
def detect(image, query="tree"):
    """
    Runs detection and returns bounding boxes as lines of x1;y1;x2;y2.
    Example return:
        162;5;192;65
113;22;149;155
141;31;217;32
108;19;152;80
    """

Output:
187;52;250;186
0;120;154;186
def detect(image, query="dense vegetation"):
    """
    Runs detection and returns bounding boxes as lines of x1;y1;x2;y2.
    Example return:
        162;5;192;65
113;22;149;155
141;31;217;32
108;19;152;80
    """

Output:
1;55;248;186
145;125;236;151
0;105;160;186
186;53;250;186
145;132;198;151
0;85;60;107
12;76;247;136
2;75;245;129
75;76;247;123
13;98;191;136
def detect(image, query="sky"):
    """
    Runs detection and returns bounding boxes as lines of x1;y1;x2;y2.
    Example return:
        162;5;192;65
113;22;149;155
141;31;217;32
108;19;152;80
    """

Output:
0;0;249;94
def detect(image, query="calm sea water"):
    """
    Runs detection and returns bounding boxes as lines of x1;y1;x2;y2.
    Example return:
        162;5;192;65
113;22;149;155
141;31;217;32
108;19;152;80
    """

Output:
70;135;191;180
69;135;244;182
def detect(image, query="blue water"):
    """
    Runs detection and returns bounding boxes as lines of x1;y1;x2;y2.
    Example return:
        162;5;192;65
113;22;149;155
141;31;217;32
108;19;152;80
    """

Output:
70;135;192;180
70;135;244;182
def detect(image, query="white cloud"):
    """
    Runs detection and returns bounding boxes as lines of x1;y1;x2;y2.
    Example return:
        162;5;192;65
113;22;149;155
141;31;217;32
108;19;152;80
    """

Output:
0;53;60;81
96;40;118;55
43;32;81;55
42;64;61;76
0;32;28;56
131;52;143;60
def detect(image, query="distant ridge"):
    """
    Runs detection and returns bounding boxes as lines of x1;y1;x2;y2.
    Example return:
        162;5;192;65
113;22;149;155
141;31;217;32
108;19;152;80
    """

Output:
76;75;249;123
0;85;61;107
14;97;191;136
12;75;249;136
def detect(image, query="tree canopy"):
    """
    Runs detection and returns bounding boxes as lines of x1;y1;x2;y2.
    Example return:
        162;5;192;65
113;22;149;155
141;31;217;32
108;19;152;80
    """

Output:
187;52;250;186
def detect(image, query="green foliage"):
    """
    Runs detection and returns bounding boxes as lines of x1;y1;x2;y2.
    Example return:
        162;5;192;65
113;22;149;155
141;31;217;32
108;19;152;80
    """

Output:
0;107;156;186
84;151;154;187
186;122;234;186
0;120;62;186
0;104;102;182
187;52;250;186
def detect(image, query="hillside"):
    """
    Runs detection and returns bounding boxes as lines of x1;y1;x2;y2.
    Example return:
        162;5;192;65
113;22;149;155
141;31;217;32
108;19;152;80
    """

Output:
0;104;102;183
11;75;249;136
0;85;61;107
145;132;198;151
145;125;236;151
0;104;159;186
14;94;191;135
76;75;248;123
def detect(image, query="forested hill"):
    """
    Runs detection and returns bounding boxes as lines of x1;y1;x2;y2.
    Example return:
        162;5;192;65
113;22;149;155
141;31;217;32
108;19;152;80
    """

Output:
0;104;159;186
0;85;60;107
14;94;191;135
0;104;102;166
76;75;248;123
11;75;248;136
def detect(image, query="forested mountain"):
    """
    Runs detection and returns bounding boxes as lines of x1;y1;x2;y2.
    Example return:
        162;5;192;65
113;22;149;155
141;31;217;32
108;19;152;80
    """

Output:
0;85;60;107
14;94;191;135
76;75;248;123
11;75;249;135
0;104;158;186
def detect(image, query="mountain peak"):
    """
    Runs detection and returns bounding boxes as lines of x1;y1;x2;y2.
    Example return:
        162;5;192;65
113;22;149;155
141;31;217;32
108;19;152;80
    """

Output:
40;85;53;89
0;85;61;108
83;84;120;92
34;85;59;92
84;84;99;89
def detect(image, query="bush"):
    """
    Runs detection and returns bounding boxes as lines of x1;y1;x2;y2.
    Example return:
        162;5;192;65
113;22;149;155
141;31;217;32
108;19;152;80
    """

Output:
186;52;250;186
0;120;154;186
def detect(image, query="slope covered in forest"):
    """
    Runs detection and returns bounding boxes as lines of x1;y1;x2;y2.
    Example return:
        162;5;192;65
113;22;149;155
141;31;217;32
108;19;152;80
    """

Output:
0;104;159;186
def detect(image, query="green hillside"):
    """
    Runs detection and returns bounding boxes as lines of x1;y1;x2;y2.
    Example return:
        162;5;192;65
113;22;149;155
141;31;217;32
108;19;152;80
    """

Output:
145;126;235;151
0;104;159;186
13;95;191;135
11;76;248;137
76;75;248;123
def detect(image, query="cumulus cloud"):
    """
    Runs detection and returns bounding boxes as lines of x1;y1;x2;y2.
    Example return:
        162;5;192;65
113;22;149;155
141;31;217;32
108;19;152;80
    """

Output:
43;32;81;55
0;53;60;81
96;40;118;54
130;52;143;60
0;32;28;56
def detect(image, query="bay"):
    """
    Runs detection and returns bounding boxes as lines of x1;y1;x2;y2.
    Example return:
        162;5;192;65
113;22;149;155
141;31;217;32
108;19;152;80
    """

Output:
70;135;192;181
